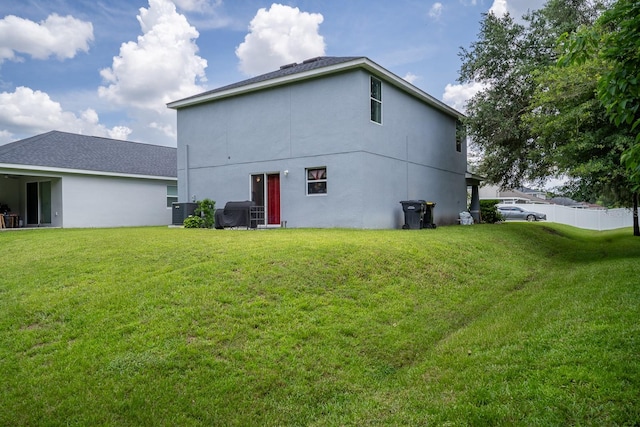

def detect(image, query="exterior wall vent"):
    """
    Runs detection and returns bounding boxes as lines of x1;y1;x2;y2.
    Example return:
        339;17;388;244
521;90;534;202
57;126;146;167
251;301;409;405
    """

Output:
302;56;325;64
280;62;297;70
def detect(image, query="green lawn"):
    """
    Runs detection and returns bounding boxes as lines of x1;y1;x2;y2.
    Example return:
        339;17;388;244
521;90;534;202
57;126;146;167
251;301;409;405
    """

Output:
1;224;639;426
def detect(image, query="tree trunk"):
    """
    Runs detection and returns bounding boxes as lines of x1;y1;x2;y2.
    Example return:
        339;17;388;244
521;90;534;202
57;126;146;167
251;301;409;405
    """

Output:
634;192;640;236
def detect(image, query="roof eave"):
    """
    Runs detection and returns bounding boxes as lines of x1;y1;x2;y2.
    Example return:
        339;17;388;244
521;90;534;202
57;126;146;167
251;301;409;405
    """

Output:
0;163;177;180
359;59;464;119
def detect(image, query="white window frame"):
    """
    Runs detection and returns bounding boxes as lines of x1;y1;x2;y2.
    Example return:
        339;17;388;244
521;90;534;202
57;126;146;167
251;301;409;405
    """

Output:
370;76;382;124
306;167;327;196
167;184;178;208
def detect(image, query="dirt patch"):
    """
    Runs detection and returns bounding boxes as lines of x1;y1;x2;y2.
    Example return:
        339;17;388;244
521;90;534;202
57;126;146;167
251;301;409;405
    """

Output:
541;226;564;237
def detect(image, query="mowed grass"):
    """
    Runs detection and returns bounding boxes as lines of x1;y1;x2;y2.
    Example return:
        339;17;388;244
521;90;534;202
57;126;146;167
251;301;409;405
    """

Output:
0;223;639;426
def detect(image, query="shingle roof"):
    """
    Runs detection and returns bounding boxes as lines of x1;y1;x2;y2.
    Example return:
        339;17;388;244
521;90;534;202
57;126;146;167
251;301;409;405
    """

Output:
167;55;463;119
498;189;550;204
0;131;177;178
172;56;364;104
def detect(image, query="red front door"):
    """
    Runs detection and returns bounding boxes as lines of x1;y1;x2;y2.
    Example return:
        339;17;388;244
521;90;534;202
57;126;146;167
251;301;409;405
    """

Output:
267;174;280;225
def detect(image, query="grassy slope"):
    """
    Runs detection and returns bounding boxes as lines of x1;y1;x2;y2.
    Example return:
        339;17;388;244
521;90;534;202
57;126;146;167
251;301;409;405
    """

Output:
0;224;638;426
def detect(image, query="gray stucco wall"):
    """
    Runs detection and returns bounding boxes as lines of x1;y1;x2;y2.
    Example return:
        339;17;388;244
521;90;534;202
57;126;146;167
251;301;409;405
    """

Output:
176;68;466;228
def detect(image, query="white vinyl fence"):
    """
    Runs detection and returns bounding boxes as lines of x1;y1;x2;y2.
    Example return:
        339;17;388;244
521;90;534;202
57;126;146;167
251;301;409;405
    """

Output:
510;204;634;231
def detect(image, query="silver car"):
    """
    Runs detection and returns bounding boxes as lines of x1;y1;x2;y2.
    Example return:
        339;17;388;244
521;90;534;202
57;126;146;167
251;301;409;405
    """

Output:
497;205;547;221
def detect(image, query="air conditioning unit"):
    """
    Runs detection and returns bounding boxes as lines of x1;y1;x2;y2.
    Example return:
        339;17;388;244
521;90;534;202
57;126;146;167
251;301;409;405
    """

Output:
172;202;197;225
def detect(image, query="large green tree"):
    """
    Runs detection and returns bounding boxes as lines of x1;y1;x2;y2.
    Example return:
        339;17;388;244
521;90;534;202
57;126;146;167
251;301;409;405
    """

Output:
459;0;611;188
597;0;640;140
558;0;640;234
525;47;634;207
459;12;541;188
597;0;640;235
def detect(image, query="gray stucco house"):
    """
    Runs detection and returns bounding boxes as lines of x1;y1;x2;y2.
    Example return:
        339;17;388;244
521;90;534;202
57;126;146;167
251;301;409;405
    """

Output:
168;56;469;228
0;131;177;228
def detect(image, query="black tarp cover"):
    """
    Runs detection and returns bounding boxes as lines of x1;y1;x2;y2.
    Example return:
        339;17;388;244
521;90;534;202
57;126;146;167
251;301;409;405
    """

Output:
214;200;256;229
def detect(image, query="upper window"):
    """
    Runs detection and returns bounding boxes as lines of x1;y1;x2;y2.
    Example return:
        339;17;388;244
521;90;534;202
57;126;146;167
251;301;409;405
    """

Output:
370;77;382;124
456;120;465;152
167;185;178;207
306;167;327;195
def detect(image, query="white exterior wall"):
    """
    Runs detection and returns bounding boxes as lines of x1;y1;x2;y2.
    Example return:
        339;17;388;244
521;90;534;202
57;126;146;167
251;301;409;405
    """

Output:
176;69;466;228
61;174;173;228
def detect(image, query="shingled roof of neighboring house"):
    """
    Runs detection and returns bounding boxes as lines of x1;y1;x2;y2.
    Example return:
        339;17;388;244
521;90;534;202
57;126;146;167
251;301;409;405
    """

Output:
0;131;177;178
167;56;462;118
497;189;550;204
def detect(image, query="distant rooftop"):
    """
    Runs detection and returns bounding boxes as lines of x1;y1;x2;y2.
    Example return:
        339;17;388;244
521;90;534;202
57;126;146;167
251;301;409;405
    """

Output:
0;131;177;178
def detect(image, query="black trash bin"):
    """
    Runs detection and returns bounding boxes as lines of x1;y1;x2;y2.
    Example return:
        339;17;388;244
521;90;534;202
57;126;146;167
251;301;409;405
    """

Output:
422;202;436;229
400;200;425;229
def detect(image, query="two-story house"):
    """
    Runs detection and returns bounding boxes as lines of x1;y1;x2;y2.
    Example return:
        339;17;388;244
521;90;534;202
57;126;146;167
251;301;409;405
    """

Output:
168;56;468;228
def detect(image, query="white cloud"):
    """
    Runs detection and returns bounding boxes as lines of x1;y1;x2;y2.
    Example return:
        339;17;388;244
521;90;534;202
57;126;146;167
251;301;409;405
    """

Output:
80;108;100;125
149;121;177;139
98;0;208;113
173;0;219;13
488;0;547;19
489;0;508;17
403;72;419;84
123;108;180;144
0;13;93;63
429;3;443;19
0;86;130;141
236;3;325;76
509;0;547;19
108;126;133;140
0;0;209;146
442;81;486;113
172;0;233;29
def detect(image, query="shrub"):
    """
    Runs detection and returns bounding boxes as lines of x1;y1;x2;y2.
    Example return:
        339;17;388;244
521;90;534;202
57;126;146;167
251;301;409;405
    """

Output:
194;198;216;228
479;199;503;224
183;215;204;228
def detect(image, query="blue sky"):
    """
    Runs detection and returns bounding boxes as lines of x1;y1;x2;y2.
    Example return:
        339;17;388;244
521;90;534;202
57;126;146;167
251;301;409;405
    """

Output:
0;0;545;147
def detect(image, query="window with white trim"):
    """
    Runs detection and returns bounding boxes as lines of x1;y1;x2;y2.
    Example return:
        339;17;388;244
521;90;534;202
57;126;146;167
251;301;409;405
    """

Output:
370;77;382;124
167;185;178;207
306;167;327;195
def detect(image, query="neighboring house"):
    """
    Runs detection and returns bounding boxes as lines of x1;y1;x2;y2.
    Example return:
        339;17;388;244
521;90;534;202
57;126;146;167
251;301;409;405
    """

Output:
0;131;177;228
168;56;471;228
479;185;550;205
549;196;605;209
480;185;606;210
